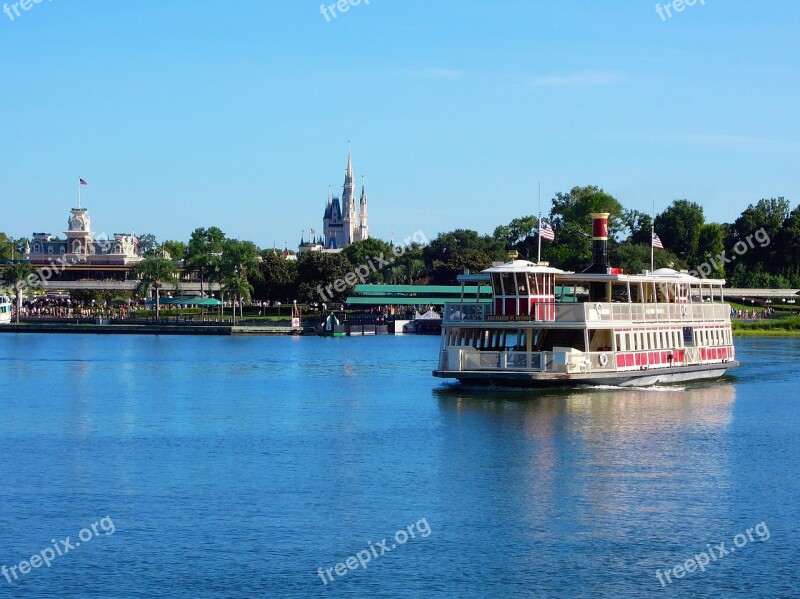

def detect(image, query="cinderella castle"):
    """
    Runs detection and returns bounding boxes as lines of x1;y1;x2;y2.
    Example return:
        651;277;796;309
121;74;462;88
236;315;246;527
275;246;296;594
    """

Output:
321;147;369;249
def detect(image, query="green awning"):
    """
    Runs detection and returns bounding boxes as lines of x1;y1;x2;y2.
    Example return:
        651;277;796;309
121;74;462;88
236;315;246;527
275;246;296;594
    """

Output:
159;297;222;306
353;284;492;296
345;297;491;306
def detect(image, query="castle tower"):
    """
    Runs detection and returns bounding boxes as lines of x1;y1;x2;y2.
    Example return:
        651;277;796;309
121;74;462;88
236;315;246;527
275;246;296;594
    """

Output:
341;145;357;245
358;176;369;242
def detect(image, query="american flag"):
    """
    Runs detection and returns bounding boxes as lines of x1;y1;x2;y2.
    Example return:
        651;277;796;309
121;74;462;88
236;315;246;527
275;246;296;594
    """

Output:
310;229;316;236
79;178;88;185
652;231;664;249
539;221;555;241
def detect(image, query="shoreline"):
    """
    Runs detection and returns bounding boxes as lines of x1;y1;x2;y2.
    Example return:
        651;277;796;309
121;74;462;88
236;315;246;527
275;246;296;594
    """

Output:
0;323;304;336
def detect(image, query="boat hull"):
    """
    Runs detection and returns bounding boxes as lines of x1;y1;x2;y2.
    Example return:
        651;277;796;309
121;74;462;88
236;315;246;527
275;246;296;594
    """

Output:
433;362;739;388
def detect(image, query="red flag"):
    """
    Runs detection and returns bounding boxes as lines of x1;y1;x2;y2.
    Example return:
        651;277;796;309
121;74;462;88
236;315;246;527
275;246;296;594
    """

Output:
79;179;88;185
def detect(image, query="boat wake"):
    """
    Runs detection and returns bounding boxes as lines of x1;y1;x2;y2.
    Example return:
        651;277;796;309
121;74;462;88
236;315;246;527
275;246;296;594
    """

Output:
579;384;687;392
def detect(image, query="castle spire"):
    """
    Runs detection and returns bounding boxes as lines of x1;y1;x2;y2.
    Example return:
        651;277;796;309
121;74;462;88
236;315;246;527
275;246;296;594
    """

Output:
346;142;353;183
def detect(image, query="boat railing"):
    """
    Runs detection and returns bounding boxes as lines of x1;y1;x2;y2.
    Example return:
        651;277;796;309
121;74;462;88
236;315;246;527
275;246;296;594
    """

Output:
442;301;730;325
447;348;618;374
442;345;726;374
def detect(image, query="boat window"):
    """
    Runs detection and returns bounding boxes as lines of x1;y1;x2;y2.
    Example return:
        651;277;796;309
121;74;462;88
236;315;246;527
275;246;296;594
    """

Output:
683;327;694;347
516;273;528;295
500;273;513;296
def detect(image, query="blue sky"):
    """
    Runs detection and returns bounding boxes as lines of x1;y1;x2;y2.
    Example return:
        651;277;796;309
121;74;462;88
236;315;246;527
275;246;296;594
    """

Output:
1;1;798;248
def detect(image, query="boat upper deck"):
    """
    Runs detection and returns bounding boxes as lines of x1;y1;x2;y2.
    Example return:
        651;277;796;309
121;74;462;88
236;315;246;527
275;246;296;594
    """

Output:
445;261;731;328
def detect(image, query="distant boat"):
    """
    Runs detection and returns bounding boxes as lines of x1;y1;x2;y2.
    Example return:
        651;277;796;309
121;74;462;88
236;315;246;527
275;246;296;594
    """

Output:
433;213;739;387
403;310;442;335
318;313;346;337
0;296;13;324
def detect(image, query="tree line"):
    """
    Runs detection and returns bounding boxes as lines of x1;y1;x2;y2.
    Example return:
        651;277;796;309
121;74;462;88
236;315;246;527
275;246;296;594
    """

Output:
2;186;798;307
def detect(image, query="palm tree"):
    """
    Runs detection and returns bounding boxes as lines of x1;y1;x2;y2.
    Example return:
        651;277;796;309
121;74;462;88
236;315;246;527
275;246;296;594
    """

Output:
406;258;426;284
1;261;37;323
186;227;225;298
132;257;179;321
221;240;262;322
223;275;254;325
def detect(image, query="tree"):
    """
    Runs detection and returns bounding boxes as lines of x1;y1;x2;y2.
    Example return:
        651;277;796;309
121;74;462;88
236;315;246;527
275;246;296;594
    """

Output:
622;209;654;246
550;186;625;237
697;223;726;277
136;234;159;257
610;242;685;275
1;262;37;323
341;238;395;283
296;251;353;304
493;215;539;259
431;249;493;285
776;206;800;285
186;227;226;298
0;233;18;260
160;240;187;262
541;221;592;272
132;257;179;321
654;200;705;266
223;275;254;324
424;229;505;269
220;239;262;317
728;197;789;271
254;252;297;302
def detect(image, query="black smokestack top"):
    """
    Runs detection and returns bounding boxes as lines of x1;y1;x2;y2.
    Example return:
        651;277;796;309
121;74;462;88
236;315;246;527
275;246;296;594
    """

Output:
583;212;610;274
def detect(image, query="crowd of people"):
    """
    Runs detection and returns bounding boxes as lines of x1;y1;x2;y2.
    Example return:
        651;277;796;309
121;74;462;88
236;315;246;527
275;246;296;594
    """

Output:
12;296;139;320
732;306;778;320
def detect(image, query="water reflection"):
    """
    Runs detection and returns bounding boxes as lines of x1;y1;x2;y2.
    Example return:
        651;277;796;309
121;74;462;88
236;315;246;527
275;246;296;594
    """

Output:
434;383;737;546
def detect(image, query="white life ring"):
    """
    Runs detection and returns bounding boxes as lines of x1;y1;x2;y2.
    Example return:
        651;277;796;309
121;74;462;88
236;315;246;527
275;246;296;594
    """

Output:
681;305;688;317
599;353;609;367
595;302;603;314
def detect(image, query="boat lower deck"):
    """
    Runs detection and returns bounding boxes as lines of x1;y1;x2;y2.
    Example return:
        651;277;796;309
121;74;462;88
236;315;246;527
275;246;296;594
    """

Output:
433;361;738;388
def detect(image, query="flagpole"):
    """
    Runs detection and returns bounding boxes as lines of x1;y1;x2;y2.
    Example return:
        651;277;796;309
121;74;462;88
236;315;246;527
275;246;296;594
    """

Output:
650;199;655;273
537;181;542;264
78;178;81;209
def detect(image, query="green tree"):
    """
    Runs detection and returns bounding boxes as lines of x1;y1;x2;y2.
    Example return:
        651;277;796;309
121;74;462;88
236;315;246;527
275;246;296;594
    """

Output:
1;261;37;323
542;221;592;272
0;233;19;260
728;197;789;272
431;249;493;285
255;252;298;302
223;275;254;324
493;215;539;259
296;251;353;304
550;186;625;237
220;239;262;317
697;223;726;277
136;234;159;257
160;240;187;262
654;200;705;265
341;238;395;282
622;209;654;246
132;257;180;321
424;230;505;269
186;227;226;298
610;242;686;275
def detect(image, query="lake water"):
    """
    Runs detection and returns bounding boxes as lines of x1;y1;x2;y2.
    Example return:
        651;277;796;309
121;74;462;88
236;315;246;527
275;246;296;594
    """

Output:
0;334;798;598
